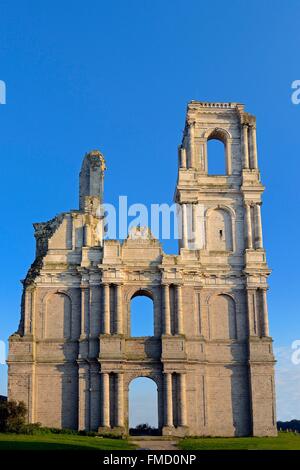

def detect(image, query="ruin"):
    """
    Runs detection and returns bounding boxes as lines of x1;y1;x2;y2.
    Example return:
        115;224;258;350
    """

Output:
8;101;277;436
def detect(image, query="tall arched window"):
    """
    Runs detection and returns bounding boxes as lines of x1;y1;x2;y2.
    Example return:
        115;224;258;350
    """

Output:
207;139;226;175
130;292;154;337
205;128;231;175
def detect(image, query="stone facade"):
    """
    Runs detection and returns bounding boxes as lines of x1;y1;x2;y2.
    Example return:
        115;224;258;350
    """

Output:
8;102;277;436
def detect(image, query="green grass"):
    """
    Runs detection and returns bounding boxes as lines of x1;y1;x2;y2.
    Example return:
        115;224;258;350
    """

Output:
178;432;300;450
1;431;299;451
0;433;137;450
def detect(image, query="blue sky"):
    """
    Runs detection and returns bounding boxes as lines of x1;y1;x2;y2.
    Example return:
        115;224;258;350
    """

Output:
0;0;300;424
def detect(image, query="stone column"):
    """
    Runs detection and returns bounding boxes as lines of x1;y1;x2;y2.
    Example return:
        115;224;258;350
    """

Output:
178;146;187;168
242;124;250;169
101;372;110;427
182;204;188;249
83;224;92;247
89;367;101;431
103;283;110;334
191;203;198;249
226;138;232;175
162;284;171;335
261;289;269;337
245;203;253;249
179;373;187;427
250;125;258;169
193;203;202;249
196;138;204;172
80;285;89;338
246;289;256;336
27;366;36;424
78;363;90;431
24;287;34;335
254;203;263;249
115;284;123;334
176;285;183;334
116;373;124;427
164;373;173;427
188;121;195;168
187;204;194;247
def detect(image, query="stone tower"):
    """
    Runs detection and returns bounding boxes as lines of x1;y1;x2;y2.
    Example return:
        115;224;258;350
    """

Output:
175;101;276;436
8;102;276;436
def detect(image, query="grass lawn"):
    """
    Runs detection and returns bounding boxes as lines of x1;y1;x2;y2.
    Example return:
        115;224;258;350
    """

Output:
0;433;137;450
1;431;299;451
178;432;300;450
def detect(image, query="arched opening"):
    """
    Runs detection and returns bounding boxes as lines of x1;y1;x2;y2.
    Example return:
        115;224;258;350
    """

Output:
207;138;226;175
130;291;154;337
128;377;159;435
209;294;237;340
206;208;233;252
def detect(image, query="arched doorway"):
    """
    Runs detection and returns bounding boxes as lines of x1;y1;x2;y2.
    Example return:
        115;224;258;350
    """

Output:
128;377;159;435
130;291;154;337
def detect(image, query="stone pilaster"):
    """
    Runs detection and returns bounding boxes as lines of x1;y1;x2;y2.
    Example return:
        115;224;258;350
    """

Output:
182;204;188;249
226;138;232;175
27;366;36;424
24;287;35;336
80;285;89;339
103;283;110;334
164;372;173;428
247;289;257;337
162;284;171;335
115;284;123;334
179;373;187;427
178;145;187;168
188;121;195;168
249;125;258;169
254;203;263;249
101;372;110;428
242;124;250;169
116;373;124;427
245;203;253;249
89;365;101;431
261;289;269;337
176;284;183;334
78;362;90;431
83;223;92;247
191;203;198;249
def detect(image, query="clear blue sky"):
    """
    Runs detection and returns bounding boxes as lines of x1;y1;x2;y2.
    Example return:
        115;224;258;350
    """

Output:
0;0;300;423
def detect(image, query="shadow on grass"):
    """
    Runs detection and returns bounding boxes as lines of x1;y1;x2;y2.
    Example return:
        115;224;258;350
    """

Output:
0;436;135;451
0;441;89;450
